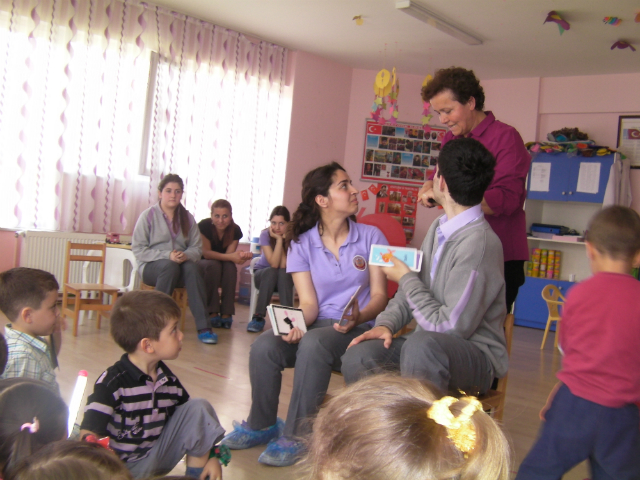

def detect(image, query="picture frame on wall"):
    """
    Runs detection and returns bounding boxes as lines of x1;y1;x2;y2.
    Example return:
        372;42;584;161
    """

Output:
361;119;447;185
617;115;640;167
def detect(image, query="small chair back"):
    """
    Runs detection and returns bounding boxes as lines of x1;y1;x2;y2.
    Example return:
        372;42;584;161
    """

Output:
541;284;565;319
63;242;107;285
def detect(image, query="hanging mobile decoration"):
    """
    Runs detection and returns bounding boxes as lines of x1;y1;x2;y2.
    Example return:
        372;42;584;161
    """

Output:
544;11;570;35
370;67;398;125
611;40;636;51
603;16;622;26
421;74;433;134
388;68;400;126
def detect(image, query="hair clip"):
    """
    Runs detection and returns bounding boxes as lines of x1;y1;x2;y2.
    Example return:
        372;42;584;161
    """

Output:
427;396;483;455
20;417;40;434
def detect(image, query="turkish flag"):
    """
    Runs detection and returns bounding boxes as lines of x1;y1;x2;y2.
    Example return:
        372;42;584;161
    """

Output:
360;189;369;201
628;129;640;140
367;123;382;135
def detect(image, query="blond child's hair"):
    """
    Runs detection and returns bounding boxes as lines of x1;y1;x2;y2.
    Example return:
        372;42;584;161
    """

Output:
304;374;511;480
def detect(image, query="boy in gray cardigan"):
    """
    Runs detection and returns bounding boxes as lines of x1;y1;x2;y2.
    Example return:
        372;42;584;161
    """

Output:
342;138;508;395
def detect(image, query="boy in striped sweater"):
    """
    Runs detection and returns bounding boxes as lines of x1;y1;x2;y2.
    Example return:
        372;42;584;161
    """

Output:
80;290;226;479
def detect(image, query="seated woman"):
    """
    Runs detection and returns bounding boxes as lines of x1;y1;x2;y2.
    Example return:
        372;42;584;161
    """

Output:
247;206;294;333
132;174;217;344
221;162;389;467
198;199;252;329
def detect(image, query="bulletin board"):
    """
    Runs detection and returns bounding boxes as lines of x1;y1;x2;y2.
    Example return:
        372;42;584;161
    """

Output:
361;119;447;186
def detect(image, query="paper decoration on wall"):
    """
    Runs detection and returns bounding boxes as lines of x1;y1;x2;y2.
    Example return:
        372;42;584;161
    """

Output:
353;15;364;26
370;67;400;126
544;11;570;35
421;75;434;134
368;183;381;195
360;189;370;201
603;16;622;26
611;40;636;51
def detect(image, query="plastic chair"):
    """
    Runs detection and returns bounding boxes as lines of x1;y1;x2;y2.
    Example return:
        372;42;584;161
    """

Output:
249;256;297;319
541;284;565;350
478;313;514;421
61;242;119;337
358;213;407;297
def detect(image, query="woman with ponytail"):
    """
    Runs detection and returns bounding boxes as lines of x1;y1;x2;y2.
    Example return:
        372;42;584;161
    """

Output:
132;174;217;344
222;162;389;467
0;378;68;479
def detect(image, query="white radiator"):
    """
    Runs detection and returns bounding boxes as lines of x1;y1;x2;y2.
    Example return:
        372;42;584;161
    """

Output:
18;231;106;290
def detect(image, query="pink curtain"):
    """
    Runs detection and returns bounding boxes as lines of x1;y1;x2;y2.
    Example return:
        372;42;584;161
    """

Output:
0;0;289;235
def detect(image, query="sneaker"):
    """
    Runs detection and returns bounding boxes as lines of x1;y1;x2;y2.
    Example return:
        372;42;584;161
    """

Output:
247;316;266;333
210;315;222;328
258;435;307;467
221;418;284;450
220;316;233;329
197;331;218;344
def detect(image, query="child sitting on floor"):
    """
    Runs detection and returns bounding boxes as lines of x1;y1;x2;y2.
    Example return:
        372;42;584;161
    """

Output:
516;205;640;480
0;268;62;394
0;378;69;479
304;374;510;480
79;290;227;480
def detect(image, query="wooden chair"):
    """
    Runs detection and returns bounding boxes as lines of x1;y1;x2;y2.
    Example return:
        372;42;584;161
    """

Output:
478;313;514;421
140;283;188;331
62;242;119;337
540;284;565;350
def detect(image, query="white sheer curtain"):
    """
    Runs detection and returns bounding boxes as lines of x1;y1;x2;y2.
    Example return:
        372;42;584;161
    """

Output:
0;0;289;236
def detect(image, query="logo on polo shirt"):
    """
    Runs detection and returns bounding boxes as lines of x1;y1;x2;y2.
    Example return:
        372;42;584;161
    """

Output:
352;255;367;271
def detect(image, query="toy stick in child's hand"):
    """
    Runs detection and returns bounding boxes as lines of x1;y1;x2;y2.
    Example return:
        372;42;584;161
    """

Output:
68;370;88;436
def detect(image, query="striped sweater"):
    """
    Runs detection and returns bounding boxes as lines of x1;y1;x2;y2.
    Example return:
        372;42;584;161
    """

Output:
80;354;189;462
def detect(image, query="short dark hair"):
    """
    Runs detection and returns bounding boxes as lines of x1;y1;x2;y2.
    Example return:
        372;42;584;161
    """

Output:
585;206;640;262
421;67;485;111
437;138;495;206
110;290;181;353
0;268;59;322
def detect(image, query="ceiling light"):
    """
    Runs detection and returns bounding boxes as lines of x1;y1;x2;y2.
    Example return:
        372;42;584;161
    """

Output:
395;0;482;46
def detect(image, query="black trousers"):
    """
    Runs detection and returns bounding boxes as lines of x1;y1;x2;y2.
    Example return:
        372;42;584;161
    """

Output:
504;260;525;314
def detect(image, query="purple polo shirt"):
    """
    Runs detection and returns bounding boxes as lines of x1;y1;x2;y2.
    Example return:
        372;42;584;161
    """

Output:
434;112;531;262
254;229;272;270
287;219;388;321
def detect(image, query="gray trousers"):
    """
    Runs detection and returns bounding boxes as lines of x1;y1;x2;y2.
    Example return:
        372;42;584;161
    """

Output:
247;319;372;437
197;259;237;316
253;267;294;316
127;399;225;479
142;259;209;331
341;330;494;395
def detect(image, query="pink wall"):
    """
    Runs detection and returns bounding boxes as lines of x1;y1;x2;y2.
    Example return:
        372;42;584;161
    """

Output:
282;51;353;211
0;230;20;273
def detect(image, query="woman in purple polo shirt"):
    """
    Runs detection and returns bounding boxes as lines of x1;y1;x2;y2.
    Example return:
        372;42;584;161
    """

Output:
221;162;389;467
418;67;531;312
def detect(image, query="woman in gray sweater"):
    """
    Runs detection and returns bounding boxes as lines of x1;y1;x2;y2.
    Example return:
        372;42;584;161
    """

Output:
132;174;217;344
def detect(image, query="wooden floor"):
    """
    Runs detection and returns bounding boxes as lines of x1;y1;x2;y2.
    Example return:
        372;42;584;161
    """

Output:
51;303;590;480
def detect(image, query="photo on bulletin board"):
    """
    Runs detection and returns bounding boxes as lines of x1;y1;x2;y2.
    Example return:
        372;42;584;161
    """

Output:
617;115;640;167
374;182;419;243
361;119;447;185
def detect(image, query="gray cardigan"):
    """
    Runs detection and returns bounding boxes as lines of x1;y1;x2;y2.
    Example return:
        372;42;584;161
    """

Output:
376;214;509;378
131;203;202;276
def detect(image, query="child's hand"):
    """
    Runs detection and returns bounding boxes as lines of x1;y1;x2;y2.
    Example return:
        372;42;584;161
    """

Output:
383;256;411;283
200;457;222;480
